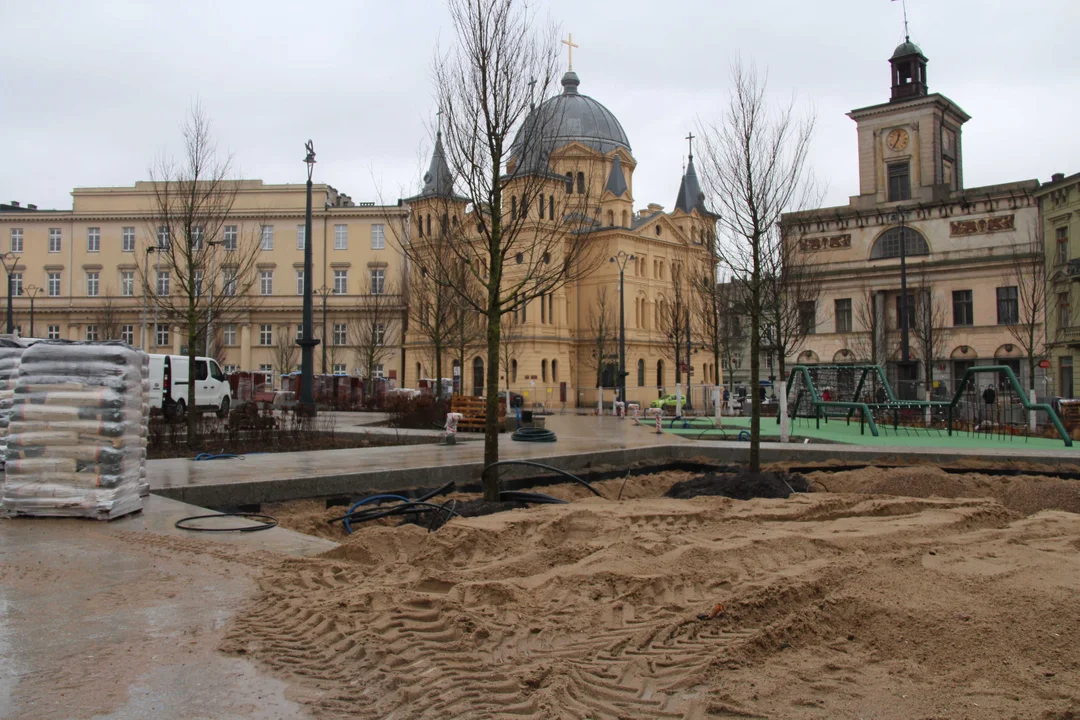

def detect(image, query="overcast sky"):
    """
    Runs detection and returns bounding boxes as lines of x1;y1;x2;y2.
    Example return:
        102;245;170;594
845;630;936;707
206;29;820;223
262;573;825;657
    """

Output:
2;0;1078;213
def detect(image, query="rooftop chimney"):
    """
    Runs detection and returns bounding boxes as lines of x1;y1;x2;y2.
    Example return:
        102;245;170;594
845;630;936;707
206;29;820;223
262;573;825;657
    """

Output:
27;204;37;210
9;201;19;207
1052;173;1065;183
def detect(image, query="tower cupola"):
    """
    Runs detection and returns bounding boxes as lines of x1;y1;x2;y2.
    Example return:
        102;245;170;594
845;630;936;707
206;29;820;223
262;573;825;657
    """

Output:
890;38;928;103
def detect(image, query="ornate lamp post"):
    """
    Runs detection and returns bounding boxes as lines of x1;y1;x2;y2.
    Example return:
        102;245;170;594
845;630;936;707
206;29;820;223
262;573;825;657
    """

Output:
0;252;20;334
143;246;158;351
609;251;635;406
204;240;222;357
24;284;41;337
889;207;914;398
297;141;320;415
314;285;331;374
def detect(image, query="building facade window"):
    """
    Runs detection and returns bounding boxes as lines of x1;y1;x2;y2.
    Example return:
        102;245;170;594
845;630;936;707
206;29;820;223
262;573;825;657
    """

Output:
122;227;135;252
87;227;100;252
121;271;134;297
1059;292;1071;329
952;289;973;326
333;363;347;375
47;272;61;297
576;172;585;194
193;270;203;296
260;270;273;295
120;325;134;344
46;325;60;340
259;324;272;345
156;225;169;250
222;269;237;296
997;286;1019;325
1057;226;1070;265
155;324;169;347
224;364;239;374
296;224;306;250
834;298;852;333
258;363;272;375
887;161;911;202
223;324;237;345
191;226;203;251
798;301;816;335
332;323;347;345
1061;357;1074;399
370;268;385;294
85;325;99;342
637;359;645;386
295;269;304;296
223;225;237;251
870;226;930;260
86;271;99;297
333;269;348;295
10;273;21;297
565;172;573;194
373;324;385;346
371;224;385;249
10;228;22;253
157;270;170;296
372;363;385;378
49;228;62;253
260;225;274;250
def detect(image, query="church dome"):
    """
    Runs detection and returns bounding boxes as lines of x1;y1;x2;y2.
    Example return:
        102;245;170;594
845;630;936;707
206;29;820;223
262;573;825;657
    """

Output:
891;38;924;59
511;71;631;170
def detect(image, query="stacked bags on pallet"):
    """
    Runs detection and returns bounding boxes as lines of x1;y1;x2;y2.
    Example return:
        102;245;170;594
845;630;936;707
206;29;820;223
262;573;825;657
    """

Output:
0;337;27;466
1;342;150;520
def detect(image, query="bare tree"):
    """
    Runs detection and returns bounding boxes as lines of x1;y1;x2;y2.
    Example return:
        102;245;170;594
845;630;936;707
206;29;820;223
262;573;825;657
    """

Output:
408;240;473;402
401;0;603;499
910;274;950;399
143;102;261;439
1002;233;1048;430
698;60;816;472
89;288;122;340
584;286;616;389
272;324;298;380
660;258;695;409
350;282;402;394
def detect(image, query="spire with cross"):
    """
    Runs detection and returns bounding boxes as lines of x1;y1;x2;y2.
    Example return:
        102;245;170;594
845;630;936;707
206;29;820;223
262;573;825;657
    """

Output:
686;131;695;161
561;32;579;71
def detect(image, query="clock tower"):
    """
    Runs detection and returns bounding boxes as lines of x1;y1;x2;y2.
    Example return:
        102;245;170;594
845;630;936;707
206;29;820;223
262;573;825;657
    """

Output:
847;39;970;210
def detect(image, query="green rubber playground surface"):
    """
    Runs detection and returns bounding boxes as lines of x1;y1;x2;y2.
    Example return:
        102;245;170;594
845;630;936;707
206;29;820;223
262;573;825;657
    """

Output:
650;414;1077;450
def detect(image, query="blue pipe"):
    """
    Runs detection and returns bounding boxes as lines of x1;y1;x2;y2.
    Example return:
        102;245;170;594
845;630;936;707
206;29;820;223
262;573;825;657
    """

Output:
343;494;414;534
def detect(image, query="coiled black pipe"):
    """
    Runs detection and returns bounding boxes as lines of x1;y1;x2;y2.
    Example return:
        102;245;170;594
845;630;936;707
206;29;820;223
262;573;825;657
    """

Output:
511;426;556;442
326;480;456;526
482;460;601;497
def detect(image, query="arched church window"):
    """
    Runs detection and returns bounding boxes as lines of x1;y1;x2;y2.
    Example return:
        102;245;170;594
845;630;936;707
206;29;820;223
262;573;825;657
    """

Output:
522;195;528;218
565;173;573;194
541;359;547;383
539;195;545;219
549;195;555;220
511;196;517;220
418;213;424;238
577;172;585;194
607;210;614;226
870;226;930;260
426;214;431;237
637;359;645;387
511;359;518;383
621;210;628;227
551;359;558;383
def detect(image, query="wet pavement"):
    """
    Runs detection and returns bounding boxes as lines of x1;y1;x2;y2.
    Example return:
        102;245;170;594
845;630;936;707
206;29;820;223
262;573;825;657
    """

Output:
0;495;332;720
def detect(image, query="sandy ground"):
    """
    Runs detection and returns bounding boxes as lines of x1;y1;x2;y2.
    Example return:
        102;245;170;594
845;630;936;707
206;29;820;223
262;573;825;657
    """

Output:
224;466;1080;719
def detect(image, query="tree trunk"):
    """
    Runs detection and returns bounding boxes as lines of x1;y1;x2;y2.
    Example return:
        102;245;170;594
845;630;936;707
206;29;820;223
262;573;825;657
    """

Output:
187;300;198;445
434;345;443;405
749;286;761;473
778;355;789;443
483;295;502;501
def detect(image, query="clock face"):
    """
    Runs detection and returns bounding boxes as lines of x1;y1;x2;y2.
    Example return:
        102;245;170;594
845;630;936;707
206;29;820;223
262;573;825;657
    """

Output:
886;128;910;151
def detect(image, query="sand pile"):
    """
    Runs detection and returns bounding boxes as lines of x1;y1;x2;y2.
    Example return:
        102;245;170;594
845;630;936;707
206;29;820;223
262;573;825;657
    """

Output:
224;479;1080;719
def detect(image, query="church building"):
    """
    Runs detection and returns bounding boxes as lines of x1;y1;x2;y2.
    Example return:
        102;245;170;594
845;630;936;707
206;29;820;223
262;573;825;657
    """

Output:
403;67;718;409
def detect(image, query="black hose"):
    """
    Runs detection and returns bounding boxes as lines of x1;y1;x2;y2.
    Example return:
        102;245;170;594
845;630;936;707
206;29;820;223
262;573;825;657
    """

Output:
428;499;458;532
511;426;557;442
175;513;278;533
482;460;602;498
499;490;568;504
336;500;463;531
326;481;456;525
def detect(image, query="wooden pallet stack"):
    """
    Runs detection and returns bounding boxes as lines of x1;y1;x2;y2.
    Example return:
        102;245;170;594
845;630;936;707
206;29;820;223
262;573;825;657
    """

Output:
451;394;505;432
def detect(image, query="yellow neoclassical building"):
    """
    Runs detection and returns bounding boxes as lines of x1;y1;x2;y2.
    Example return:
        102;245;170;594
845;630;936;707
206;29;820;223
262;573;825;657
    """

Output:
0;182;408;381
402;69;719;408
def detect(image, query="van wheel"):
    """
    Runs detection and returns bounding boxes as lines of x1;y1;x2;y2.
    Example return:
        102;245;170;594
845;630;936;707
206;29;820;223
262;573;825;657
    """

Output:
172;399;187;421
217;397;230;419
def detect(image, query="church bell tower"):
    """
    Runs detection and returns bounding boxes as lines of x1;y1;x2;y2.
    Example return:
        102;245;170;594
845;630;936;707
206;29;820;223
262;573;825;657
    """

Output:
890;38;928;103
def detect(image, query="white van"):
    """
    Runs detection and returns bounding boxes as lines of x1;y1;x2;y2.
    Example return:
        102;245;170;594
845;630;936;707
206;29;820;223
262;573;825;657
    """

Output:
148;354;232;419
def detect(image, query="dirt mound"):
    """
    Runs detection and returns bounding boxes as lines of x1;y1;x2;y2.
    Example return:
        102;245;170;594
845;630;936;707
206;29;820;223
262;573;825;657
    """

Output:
223;486;1080;719
665;470;809;500
814;465;1080;516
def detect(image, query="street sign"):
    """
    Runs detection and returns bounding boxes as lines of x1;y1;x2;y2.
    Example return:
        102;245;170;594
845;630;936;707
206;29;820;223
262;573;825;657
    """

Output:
1039;359;1051;369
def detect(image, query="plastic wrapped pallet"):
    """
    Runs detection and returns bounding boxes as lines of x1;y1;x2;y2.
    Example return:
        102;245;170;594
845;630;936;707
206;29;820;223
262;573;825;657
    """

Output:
2;341;149;520
0;337;27;467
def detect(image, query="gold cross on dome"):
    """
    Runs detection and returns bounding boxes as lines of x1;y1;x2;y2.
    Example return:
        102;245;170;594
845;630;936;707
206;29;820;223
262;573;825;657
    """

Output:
561;33;579;70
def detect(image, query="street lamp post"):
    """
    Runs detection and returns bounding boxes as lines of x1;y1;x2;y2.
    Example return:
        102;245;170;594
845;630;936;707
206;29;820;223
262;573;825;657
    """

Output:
0;252;20;334
609;251;635;407
890;208;914;398
143;247;157;351
297;141;320;415
204;240;222;357
684;305;693;410
315;285;331;374
24;284;41;338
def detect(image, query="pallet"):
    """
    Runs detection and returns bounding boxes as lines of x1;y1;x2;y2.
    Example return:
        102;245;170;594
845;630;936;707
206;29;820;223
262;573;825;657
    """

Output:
451;394;505;431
